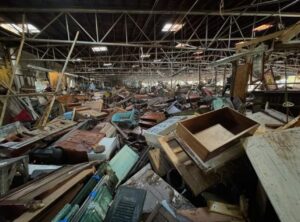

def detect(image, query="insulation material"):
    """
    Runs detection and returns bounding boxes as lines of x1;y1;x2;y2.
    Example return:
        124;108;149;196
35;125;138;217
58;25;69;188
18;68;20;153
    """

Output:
0;68;10;85
48;71;67;90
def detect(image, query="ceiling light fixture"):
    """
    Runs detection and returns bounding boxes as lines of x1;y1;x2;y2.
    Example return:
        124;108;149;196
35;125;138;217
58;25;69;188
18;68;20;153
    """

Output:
162;23;184;32
92;46;108;52
175;42;196;49
253;23;273;32
0;23;40;35
140;54;151;58
103;63;112;67
193;50;204;55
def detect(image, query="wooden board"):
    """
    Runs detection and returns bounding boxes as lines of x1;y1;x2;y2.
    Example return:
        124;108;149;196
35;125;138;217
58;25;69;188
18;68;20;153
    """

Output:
177;207;244;222
263;69;277;91
246;111;283;135
159;136;219;195
176;135;244;174
83;100;103;111
277;116;300;130
14;168;94;221
193;124;235;152
231;63;251;101
208;201;243;219
243;128;300;222
148;148;170;177
76;109;107;119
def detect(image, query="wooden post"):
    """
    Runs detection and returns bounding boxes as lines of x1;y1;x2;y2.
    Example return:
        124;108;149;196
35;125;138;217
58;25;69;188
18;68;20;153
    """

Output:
39;31;80;127
0;15;25;126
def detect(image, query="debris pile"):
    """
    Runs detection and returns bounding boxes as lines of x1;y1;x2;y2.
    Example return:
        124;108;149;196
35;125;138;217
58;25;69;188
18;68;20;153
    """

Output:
0;87;299;222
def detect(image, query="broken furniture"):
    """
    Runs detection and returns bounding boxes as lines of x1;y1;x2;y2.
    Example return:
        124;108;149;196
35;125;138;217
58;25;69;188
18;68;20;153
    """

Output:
55;129;105;163
176;107;259;161
88;137;118;161
252;90;300;117
231;63;252;102
246;111;284;135
139;112;166;128
82;99;103;111
144;116;187;148
148;148;171;177
166;101;181;114
0;119;77;157
276;115;300;130
75;107;108;119
0;155;29;196
112;109;139;127
104;186;146;222
173;136;245;174
0;162;96;221
159;136;219;195
70;165;118;222
243;128;300;222
98;122;117;137
109;145;139;182
124;164;193;213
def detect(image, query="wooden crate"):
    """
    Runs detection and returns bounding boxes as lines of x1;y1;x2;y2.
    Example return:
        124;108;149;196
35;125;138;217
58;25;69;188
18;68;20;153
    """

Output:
176;107;259;161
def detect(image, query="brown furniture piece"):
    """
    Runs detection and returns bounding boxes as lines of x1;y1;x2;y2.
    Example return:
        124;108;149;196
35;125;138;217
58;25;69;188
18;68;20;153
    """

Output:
176;107;259;161
159;136;219;195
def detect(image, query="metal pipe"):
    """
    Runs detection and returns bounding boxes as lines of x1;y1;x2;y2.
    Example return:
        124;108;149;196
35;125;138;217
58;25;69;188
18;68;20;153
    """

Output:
0;8;299;17
33;12;63;39
29;37;253;48
0;37;183;49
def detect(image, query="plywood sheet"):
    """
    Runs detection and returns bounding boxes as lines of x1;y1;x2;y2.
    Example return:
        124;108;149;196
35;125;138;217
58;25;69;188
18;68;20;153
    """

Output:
193;124;235;152
243;128;300;222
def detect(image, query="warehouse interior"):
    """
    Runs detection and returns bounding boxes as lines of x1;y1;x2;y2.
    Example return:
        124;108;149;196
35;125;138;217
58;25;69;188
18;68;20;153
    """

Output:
0;1;300;221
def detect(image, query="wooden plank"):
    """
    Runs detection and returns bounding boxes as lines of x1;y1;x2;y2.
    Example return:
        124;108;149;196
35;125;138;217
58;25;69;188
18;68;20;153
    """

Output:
159;136;219;195
208;201;243;219
246;111;283;135
236;20;300;49
236;30;283;49
280;21;300;42
243;128;300;222
14;168;94;222
177;207;244;222
83;100;103;111
148;148;170;177
276;116;300;130
231;63;251;101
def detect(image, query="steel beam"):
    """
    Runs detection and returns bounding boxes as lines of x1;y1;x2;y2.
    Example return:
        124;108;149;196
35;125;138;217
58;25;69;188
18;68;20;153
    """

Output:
0;8;299;17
